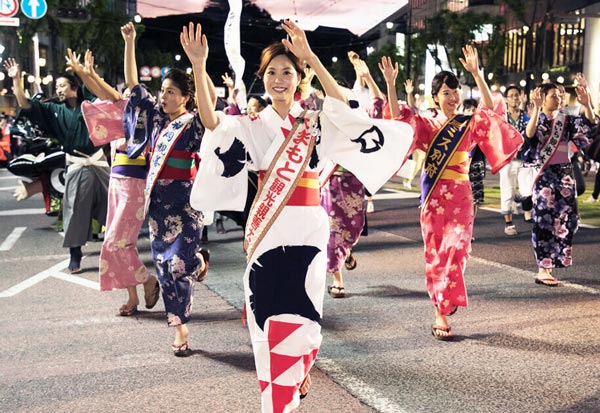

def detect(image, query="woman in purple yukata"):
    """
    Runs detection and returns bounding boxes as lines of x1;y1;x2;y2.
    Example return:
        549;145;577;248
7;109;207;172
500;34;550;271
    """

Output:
525;77;595;287
380;47;523;341
121;22;209;356
183;20;412;412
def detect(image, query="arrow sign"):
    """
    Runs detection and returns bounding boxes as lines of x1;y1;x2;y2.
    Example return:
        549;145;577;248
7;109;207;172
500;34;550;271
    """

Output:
20;0;47;19
0;0;18;17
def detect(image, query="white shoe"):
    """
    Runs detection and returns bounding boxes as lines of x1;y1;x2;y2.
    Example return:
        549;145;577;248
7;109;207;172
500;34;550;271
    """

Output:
584;196;598;203
504;224;517;236
366;200;375;214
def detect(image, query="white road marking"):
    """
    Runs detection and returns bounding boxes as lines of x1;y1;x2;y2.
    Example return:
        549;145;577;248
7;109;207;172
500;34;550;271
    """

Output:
0;259;69;298
0;186;17;191
52;271;100;290
0;257;99;298
0;208;46;216
480;205;598;229
0;227;26;251
317;358;409;413
0;175;18;180
0;254;69;263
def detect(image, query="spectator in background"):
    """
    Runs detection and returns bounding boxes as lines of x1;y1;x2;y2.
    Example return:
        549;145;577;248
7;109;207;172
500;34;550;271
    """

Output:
500;85;532;236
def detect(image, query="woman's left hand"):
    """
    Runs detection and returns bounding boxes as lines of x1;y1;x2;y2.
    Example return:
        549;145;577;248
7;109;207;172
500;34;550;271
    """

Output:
459;44;481;75
281;19;314;65
180;22;208;67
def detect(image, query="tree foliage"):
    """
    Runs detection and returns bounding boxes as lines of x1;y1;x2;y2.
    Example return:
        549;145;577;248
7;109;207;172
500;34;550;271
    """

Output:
411;9;504;85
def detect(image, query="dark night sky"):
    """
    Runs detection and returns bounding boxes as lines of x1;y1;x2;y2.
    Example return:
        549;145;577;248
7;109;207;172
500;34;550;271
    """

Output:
137;1;365;94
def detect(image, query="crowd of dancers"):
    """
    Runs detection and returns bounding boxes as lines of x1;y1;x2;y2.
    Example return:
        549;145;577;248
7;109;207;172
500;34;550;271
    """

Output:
3;17;597;413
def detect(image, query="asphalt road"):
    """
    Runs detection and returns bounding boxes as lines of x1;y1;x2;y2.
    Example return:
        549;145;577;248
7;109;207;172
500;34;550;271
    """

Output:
0;168;598;413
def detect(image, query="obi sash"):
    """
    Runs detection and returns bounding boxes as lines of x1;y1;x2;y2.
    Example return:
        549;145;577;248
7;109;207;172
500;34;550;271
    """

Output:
421;114;471;207
143;112;194;215
112;151;147;180
66;149;110;173
244;109;317;260
531;111;566;185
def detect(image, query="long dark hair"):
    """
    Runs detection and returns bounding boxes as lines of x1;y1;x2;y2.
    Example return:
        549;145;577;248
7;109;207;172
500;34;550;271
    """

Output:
163;68;195;111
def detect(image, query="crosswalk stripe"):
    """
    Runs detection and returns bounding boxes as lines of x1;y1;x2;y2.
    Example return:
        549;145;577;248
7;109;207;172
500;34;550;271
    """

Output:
0;227;26;251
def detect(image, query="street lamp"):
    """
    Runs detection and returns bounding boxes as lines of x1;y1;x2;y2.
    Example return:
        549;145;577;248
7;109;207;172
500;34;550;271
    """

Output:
519;79;527;87
133;14;142;23
331;56;338;63
557;76;565;84
175;54;181;61
386;22;394;30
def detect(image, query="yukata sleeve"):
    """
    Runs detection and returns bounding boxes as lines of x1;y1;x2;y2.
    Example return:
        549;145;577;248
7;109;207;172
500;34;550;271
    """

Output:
190;111;252;212
470;105;524;174
318;96;413;194
81;99;128;147
569;114;594;151
124;84;159;158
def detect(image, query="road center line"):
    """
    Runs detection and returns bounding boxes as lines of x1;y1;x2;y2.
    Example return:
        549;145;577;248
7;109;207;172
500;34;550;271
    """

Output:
0;227;26;251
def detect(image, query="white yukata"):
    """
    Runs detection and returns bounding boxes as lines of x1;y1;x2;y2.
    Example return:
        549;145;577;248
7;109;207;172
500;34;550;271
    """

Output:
191;96;412;413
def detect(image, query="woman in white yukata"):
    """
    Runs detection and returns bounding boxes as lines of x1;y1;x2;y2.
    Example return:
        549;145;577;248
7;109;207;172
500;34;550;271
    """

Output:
181;20;412;412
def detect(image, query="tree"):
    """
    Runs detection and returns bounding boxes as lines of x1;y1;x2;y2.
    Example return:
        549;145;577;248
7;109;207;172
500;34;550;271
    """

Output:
411;9;504;86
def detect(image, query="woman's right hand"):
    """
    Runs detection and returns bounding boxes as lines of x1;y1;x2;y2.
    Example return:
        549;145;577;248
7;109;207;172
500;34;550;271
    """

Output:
121;22;136;43
3;58;20;79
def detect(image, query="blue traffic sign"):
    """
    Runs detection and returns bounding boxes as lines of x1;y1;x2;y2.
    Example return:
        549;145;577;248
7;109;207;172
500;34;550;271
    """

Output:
20;0;46;19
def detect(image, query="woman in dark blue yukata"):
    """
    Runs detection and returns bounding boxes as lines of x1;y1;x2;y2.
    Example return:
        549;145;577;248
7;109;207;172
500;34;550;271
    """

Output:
121;22;210;356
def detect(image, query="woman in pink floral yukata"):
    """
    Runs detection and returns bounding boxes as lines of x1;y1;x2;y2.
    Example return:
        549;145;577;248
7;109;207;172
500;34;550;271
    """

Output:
380;46;523;341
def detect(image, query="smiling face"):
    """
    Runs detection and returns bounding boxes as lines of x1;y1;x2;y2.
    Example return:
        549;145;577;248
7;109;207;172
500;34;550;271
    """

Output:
159;78;189;117
262;54;301;104
434;83;461;116
55;77;78;102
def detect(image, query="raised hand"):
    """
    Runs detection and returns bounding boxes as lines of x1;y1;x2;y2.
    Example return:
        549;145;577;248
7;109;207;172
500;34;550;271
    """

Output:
347;50;360;67
575;84;590;106
180;22;208;67
3;57;20;79
530;87;544;109
458;44;480;75
121;22;136;44
280;19;314;64
378;56;398;85
221;72;234;89
82;49;97;77
65;48;84;73
404;79;414;95
574;72;588;90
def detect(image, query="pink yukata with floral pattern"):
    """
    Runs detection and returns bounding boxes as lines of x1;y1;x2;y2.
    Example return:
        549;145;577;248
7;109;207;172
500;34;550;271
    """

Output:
389;103;523;315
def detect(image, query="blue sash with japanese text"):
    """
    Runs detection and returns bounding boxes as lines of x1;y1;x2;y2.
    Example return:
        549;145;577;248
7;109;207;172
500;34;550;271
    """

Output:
421;114;471;207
